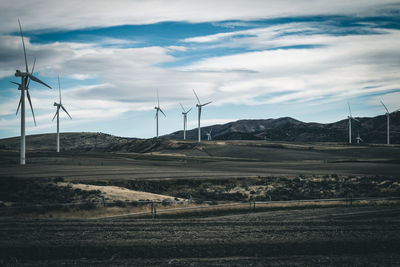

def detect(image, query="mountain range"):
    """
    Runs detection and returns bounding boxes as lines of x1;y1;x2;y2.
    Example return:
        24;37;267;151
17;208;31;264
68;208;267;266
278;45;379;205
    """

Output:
164;112;400;144
0;112;399;152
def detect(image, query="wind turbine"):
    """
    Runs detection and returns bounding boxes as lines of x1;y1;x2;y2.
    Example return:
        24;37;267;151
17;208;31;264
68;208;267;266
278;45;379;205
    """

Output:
53;76;72;152
356;130;363;144
347;102;359;144
154;90;166;138
206;128;212;141
180;103;192;140
12;20;52;165
380;100;400;145
193;89;212;142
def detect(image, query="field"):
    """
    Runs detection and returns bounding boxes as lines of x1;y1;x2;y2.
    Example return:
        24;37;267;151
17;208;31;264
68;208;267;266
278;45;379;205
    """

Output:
1;139;400;265
1;205;400;266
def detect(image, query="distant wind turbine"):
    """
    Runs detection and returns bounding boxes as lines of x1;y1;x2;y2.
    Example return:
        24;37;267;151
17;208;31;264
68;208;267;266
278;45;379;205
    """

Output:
154;90;166;138
356;130;363;144
52;76;72;152
12;20;52;165
347;102;359;144
193;89;212;142
380;100;400;145
206;128;212;141
180;103;192;140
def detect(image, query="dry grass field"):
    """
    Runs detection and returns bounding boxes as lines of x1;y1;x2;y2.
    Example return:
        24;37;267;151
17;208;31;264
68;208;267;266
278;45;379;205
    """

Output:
1;139;400;265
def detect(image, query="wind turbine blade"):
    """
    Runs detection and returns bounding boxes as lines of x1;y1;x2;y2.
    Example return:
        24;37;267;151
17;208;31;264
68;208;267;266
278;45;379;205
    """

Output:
179;103;186;112
52;108;59;121
26;57;36;88
380;100;389;113
18;19;29;73
16;95;22;115
202;101;212;106
193;89;201;105
160;108;166;117
61;105;72;119
187;107;192;113
347;102;352;117
28;74;52;89
26;90;36;126
157;89;160;108
58;75;62;103
10;81;20;86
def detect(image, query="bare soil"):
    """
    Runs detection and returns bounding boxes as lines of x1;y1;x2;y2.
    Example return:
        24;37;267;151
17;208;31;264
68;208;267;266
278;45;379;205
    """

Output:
1;205;399;266
1;140;400;265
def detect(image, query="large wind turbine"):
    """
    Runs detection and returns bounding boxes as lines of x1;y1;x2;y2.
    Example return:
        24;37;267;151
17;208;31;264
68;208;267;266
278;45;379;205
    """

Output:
53;76;72;152
380;101;400;145
193;89;212;142
154;90;166;138
180;103;192;140
12;20;52;165
347;103;359;144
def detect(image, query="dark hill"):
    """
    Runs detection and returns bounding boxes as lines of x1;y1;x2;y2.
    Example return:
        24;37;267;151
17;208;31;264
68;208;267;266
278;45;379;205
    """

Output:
164;112;400;144
1;112;399;152
0;132;196;153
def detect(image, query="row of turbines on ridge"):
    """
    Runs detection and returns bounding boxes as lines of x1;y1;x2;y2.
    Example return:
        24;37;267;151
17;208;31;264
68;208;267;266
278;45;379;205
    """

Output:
11;20;398;165
154;89;212;141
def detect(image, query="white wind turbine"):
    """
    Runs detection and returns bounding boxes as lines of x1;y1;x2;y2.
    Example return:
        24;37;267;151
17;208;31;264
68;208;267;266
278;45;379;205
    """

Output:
193;89;212;142
180;103;192;140
380;100;400;145
356;130;363;144
206;128;212;141
52;76;72;152
154;90;166;138
347;102;359;144
12;20;52;165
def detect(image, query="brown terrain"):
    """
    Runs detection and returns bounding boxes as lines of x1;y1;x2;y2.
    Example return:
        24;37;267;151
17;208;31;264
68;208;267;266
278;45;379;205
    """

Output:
0;134;399;265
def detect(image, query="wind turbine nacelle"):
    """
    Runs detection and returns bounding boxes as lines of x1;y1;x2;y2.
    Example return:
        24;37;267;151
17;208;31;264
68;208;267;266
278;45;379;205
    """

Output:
154;107;158;110
54;102;58;106
196;104;200;107
15;70;23;76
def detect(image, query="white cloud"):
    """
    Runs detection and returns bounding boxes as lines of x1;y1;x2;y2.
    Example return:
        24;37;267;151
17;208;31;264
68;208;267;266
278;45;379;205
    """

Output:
0;0;398;33
1;2;400;138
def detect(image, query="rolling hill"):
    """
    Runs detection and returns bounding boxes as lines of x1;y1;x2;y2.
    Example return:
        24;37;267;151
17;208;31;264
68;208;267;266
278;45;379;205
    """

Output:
164;112;400;144
0;112;399;153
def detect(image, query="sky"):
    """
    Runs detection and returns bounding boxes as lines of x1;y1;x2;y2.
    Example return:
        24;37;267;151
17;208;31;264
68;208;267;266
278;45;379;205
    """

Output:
0;0;399;139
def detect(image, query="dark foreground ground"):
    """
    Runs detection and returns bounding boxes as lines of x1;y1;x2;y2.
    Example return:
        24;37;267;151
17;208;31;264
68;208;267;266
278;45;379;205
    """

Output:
1;140;399;266
1;204;400;266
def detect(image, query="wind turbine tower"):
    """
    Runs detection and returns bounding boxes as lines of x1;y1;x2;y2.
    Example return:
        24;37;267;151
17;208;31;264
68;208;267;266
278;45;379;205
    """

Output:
380;100;400;145
13;20;52;165
154;90;166;138
180;103;192;140
347;103;359;144
53;76;72;152
193;89;212;142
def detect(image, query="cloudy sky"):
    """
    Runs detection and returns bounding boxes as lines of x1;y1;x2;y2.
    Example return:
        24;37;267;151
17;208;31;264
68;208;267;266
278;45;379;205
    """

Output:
0;0;399;139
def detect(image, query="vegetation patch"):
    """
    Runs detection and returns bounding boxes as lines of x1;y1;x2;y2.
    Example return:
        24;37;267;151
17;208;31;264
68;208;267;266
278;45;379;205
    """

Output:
83;175;400;202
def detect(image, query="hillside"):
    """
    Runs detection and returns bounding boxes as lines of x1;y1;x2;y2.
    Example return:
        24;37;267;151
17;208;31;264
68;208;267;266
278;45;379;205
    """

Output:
0;112;399;152
0;132;196;153
164;112;400;144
